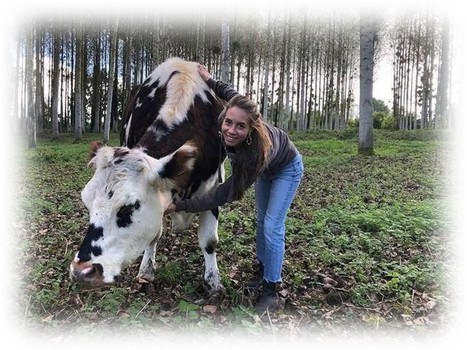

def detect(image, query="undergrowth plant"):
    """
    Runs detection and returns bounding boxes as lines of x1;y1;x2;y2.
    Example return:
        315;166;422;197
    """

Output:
15;129;452;338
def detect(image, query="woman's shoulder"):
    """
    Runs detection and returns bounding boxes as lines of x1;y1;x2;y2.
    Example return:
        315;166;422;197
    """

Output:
263;122;289;138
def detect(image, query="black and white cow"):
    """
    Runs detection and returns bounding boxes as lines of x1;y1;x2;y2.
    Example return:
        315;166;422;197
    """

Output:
70;57;226;294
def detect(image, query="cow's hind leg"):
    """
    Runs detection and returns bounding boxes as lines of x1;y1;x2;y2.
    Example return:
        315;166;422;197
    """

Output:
137;229;161;283
198;209;224;295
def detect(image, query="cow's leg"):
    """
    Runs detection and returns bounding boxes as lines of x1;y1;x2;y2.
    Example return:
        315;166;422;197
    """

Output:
198;209;224;295
137;229;161;283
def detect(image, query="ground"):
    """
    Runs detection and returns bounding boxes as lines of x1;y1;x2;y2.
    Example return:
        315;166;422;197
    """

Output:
12;129;457;346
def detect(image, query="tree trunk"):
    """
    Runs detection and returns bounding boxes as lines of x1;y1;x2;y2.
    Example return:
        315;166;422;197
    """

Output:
51;27;60;138
359;14;375;155
436;14;450;128
283;18;292;131
26;27;36;148
35;26;45;136
221;15;230;84
92;27;101;133
74;22;83;140
104;21;118;144
262;9;272;122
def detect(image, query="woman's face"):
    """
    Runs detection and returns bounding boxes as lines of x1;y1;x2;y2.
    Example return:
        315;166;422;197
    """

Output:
221;106;252;147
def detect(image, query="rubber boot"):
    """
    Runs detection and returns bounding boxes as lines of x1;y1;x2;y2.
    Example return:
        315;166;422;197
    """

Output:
254;280;280;314
246;261;264;290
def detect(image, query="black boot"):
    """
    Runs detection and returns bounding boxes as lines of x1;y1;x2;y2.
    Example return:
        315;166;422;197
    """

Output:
254;280;280;314
246;261;264;290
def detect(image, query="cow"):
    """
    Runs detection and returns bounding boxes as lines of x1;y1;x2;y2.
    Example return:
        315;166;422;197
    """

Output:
70;57;226;296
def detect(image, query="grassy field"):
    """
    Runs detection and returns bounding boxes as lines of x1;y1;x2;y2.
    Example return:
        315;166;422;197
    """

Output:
13;129;454;343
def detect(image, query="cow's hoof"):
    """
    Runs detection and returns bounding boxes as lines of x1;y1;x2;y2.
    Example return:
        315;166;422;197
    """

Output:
136;274;155;284
204;281;225;297
203;287;225;304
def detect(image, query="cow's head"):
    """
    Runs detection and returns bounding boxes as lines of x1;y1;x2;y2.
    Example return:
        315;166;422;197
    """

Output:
70;141;197;288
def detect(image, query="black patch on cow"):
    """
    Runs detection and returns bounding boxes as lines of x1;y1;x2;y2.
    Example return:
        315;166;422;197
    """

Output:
210;207;219;220
93;263;104;276
114;147;130;158
205;240;217;255
112;148;130;165
108;190;114;199
153;119;170;141
139;117;191;159
77;224;104;261
116;201;141;228
157;153;180;179
122;78;168;149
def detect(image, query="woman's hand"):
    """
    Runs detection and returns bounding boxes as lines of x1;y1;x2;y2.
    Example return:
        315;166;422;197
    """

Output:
164;203;176;215
197;64;211;81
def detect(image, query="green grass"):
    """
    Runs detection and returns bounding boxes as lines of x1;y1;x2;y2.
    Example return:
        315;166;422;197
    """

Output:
14;129;453;338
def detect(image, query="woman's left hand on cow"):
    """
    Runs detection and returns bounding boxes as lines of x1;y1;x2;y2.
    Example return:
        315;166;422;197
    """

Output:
164;203;176;215
197;64;211;81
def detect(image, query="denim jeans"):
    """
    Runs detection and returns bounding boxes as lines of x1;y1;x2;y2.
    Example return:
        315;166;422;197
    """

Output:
254;154;304;283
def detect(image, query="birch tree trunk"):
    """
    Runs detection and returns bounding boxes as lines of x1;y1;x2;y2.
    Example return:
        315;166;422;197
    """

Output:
91;25;102;133
74;22;83;140
197;14;206;63
26;27;36;148
221;15;230;84
35;26;45;136
51;26;60;138
436;14;450;128
359;14;375;155
283;18;292;131
104;21;118;144
262;8;272;122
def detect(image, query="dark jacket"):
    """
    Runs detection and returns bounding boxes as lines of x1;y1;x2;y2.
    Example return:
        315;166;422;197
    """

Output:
175;79;298;213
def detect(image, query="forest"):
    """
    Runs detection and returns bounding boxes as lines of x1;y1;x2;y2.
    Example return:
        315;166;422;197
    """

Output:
11;4;460;346
11;6;455;147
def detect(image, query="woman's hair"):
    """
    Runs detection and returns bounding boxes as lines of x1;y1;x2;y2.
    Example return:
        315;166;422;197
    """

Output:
218;95;272;200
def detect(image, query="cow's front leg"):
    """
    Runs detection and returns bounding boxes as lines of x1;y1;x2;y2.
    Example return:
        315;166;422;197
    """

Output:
137;230;161;283
198;209;224;295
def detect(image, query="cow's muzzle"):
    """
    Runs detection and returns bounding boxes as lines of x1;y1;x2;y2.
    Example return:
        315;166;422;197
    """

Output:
70;260;107;288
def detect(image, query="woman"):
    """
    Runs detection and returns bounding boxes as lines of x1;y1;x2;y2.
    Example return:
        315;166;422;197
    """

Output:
165;65;304;313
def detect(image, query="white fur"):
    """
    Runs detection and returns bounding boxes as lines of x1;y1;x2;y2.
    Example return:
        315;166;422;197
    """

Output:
80;145;192;283
143;57;212;127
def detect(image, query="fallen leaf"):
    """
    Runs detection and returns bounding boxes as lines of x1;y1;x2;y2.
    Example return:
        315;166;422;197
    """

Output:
202;304;217;313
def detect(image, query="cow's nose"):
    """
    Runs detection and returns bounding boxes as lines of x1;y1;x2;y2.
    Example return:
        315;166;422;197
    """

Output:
70;260;104;286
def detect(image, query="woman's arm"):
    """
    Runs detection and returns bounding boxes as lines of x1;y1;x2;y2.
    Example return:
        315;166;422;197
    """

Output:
170;176;236;213
198;64;239;102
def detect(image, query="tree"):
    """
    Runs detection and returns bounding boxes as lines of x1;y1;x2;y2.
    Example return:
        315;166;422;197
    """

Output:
91;24;102;133
262;8;272;123
359;13;375;155
221;14;230;85
34;25;45;136
435;13;451;128
104;20;118;144
25;26;36;148
373;98;390;114
11;10;453;139
74;21;84;140
51;25;60;138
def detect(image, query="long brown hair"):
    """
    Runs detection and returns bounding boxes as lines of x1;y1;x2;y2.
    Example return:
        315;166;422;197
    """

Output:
218;95;272;200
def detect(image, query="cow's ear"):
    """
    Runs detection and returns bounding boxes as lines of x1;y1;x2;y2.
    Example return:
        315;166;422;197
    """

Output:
149;142;198;188
89;141;104;159
87;141;104;168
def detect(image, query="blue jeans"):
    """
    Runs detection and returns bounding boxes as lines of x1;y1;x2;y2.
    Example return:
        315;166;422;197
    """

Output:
254;154;304;283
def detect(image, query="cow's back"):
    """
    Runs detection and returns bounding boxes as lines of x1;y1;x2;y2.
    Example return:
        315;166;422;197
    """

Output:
121;57;225;194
